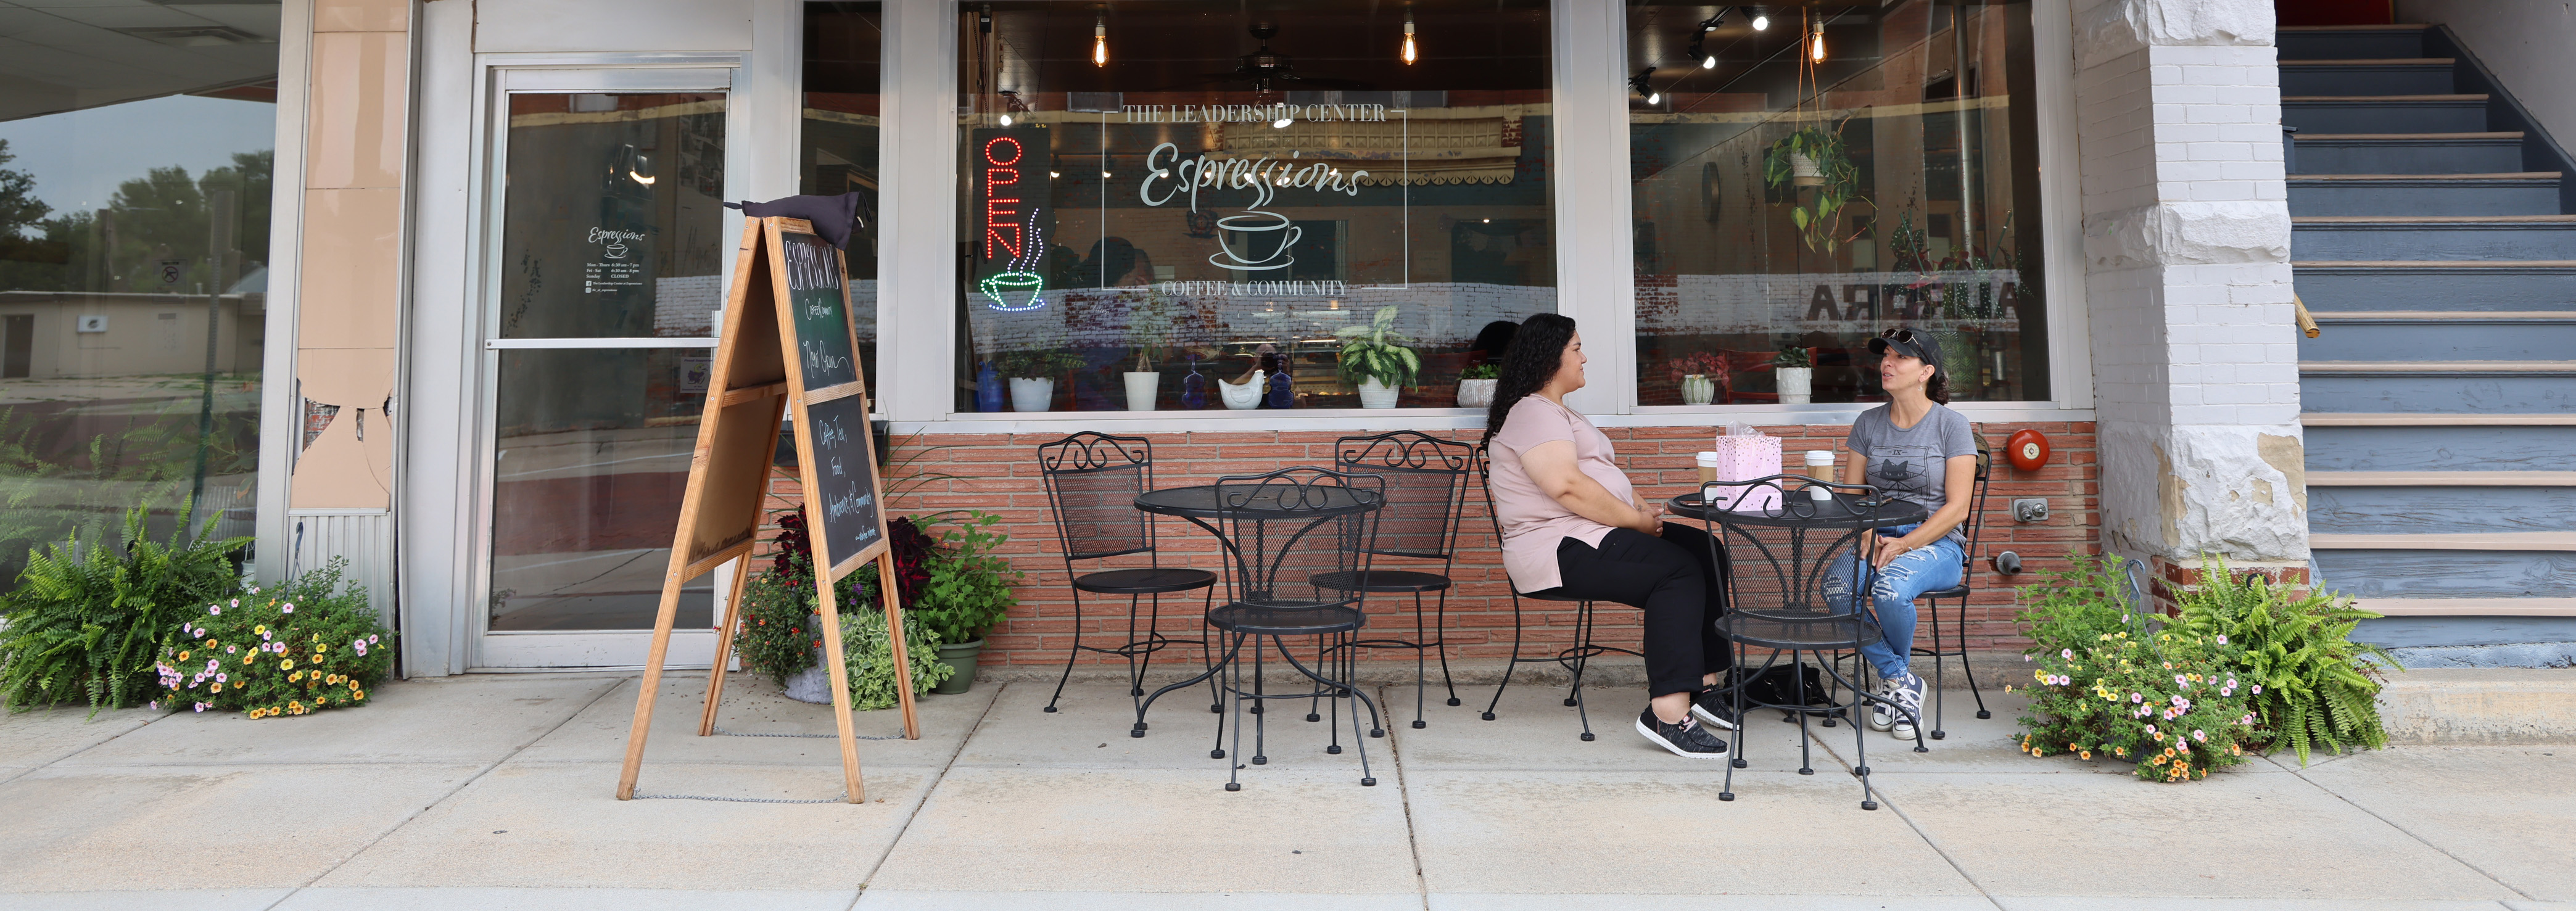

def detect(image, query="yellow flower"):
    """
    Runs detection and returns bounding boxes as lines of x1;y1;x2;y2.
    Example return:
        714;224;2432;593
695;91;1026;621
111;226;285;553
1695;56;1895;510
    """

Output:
2079;750;2092;760
352;690;365;700
289;701;303;714
178;651;190;661
210;683;222;693
289;670;303;682
281;659;294;670
317;643;329;653
254;625;266;635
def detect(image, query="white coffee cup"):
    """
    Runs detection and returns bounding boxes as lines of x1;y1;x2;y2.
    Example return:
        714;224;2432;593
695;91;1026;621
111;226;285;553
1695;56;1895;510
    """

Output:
1803;450;1836;501
1695;451;1721;488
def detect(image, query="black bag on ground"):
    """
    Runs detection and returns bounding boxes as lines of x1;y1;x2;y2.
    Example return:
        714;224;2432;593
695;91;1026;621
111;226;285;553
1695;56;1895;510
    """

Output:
1728;662;1834;710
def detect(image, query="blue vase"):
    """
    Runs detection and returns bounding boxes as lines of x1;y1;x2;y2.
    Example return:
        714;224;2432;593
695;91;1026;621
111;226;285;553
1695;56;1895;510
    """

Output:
1265;351;1295;410
975;361;1004;412
1179;355;1208;410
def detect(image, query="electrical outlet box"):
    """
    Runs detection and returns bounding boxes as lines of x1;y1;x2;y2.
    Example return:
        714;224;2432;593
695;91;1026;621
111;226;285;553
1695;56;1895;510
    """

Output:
2012;498;2049;522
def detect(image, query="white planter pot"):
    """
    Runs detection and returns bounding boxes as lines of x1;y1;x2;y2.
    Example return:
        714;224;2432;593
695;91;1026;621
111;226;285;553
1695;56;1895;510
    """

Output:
1358;377;1400;409
1123;371;1160;411
1455;377;1498;409
1790;152;1824;187
1218;370;1265;410
1775;366;1812;405
1680;374;1716;405
782;613;836;704
1008;377;1054;412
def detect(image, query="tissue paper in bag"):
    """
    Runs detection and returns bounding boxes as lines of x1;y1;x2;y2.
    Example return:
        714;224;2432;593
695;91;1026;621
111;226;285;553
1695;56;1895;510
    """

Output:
1706;426;1781;513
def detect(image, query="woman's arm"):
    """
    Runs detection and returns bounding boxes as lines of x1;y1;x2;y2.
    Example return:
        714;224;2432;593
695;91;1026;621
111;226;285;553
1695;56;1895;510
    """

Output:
1521;440;1661;534
1865;455;1978;567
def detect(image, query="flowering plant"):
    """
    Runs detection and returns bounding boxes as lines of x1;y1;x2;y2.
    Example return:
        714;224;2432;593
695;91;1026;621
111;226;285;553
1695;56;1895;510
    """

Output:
1665;351;1727;384
2010;555;2255;781
151;558;390;719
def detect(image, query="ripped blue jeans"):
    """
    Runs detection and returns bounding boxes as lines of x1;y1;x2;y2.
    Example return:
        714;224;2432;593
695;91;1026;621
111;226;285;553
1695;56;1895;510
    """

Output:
1818;523;1963;680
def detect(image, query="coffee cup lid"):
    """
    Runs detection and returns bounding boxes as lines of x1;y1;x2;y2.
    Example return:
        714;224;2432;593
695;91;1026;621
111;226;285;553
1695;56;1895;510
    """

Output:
1695;451;1720;463
1804;450;1836;462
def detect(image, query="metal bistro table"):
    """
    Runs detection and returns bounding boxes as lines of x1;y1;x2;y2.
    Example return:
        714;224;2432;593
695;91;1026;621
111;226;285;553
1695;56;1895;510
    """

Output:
1668;480;1931;809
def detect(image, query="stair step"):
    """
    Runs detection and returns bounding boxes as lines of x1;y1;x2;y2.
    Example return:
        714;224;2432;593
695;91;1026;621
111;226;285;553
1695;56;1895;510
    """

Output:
2302;421;2576;472
2293;216;2576;260
2301;413;2576;426
2298;311;2576;360
2347;598;2576;617
2284;95;2490;134
2293;261;2576;311
2312;486;2576;535
2315;549;2576;598
2298;366;2576;413
2293;133;2525;175
2313;532;2576;550
2279;23;2429;60
2279;59;2455;96
2310;471;2576;486
2288;173;2561;216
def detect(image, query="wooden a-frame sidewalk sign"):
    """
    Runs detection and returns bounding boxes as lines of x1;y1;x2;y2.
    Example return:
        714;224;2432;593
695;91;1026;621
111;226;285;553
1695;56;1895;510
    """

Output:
616;215;918;804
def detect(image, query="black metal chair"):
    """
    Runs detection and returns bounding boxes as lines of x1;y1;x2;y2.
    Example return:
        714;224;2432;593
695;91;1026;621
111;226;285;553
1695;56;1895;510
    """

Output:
1906;435;1996;739
1314;432;1474;730
1471;444;1642;743
1133;467;1389;791
1036;432;1220;720
1698;474;1926;810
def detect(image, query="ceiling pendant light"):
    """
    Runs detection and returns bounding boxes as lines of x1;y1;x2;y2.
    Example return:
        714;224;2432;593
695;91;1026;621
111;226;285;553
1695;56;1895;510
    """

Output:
1092;12;1108;67
1749;7;1769;31
1809;17;1826;62
1401;9;1418;64
999;113;1013;126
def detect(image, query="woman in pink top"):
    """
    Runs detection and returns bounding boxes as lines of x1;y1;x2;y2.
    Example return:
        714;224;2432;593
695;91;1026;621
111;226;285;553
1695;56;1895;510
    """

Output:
1483;315;1734;759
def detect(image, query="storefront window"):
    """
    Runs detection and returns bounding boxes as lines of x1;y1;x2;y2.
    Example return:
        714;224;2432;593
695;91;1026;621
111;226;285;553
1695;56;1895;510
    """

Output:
803;1;881;395
0;19;279;592
956;1;1553;413
1627;1;2046;406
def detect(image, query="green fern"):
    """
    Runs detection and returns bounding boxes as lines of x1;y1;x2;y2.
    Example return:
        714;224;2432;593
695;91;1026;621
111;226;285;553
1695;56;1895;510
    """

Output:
2171;556;2396;765
0;498;248;715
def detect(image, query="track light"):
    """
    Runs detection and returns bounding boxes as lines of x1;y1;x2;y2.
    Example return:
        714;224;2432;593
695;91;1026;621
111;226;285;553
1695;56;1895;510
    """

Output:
1629;67;1659;105
1401;9;1418;64
1690;9;1725;68
1749;6;1769;31
1092;12;1108;66
999;113;1013;126
1810;17;1826;61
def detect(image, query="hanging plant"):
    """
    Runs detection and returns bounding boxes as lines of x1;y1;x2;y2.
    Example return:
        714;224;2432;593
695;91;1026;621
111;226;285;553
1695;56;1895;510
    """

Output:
1762;123;1865;254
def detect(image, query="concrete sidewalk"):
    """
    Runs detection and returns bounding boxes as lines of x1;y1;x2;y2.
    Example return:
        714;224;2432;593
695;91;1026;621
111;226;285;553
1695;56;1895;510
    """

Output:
1;669;2569;910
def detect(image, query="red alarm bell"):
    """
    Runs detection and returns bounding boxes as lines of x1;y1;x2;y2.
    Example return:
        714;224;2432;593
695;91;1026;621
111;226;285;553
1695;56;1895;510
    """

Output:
2005;428;2051;471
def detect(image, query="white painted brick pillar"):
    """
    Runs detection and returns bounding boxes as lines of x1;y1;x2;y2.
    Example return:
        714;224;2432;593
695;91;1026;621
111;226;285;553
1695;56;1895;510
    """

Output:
2070;0;2310;585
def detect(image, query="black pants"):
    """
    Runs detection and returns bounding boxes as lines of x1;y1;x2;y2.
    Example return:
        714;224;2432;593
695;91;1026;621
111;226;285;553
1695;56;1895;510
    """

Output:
1546;522;1730;698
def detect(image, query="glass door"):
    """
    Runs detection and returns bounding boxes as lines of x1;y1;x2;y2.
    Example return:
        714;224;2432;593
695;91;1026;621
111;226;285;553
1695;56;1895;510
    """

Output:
476;68;738;669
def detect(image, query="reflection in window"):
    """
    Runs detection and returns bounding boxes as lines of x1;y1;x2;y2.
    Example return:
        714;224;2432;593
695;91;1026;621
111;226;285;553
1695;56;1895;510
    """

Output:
496;93;729;340
0;67;278;592
1627;1;2046;406
803;1;883;395
956;1;1554;412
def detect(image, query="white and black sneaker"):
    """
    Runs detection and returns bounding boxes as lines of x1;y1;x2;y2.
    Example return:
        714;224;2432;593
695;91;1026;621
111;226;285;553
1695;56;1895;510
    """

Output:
1636;707;1729;759
1867;677;1900;732
1689;685;1741;730
1886;672;1926;741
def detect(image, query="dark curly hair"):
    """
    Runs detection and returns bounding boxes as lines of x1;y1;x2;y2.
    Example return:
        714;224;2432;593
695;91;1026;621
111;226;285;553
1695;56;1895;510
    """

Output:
1482;313;1579;443
1925;368;1951;405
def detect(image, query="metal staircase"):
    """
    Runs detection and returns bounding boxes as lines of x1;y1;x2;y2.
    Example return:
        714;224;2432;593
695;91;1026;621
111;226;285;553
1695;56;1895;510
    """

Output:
2281;23;2576;664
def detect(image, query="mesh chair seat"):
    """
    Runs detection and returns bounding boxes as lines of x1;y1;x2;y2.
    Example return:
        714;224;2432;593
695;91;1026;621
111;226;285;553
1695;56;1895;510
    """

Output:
1311;569;1453;593
1074;567;1217;595
1919;583;1970;600
1207;603;1366;637
1717;612;1883;651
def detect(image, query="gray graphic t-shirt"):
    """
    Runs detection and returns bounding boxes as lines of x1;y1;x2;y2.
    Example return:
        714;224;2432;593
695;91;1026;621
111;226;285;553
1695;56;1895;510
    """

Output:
1846;403;1976;546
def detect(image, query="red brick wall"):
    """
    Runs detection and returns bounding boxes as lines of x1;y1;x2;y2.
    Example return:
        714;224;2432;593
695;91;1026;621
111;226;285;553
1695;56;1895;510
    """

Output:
759;421;2099;666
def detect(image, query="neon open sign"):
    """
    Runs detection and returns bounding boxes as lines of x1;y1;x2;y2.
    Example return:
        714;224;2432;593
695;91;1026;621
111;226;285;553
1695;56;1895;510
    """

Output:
976;133;1051;311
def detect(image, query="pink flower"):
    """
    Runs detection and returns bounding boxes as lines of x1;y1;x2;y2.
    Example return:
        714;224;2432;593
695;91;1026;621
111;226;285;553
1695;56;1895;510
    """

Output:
215;674;227;683
2062;649;2074;659
2023;654;2033;662
225;645;236;654
2193;730;2207;742
2214;634;2227;645
2173;674;2187;687
367;634;379;645
2251;685;2262;694
2131;693;2144;703
205;659;220;671
148;701;158;711
209;605;222;616
194;703;207;713
353;643;368;656
260;631;271;641
282;603;295;614
2145;724;2158;734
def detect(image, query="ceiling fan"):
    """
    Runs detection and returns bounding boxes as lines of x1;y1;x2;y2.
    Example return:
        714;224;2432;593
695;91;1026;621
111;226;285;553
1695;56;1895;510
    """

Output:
1191;21;1373;94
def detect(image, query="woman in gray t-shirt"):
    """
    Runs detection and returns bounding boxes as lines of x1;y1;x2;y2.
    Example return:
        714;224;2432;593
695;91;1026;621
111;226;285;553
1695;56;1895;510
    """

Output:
1823;328;1979;743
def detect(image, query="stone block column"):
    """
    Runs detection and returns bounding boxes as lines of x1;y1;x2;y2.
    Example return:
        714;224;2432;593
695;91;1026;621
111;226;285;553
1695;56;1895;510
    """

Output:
2070;0;2308;598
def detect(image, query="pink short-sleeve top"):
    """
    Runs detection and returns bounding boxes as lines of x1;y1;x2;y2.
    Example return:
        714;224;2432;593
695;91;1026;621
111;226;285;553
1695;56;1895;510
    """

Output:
1486;395;1638;593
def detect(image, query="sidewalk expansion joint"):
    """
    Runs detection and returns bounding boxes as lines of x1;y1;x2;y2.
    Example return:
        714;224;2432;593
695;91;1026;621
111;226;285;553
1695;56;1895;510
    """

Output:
0;707;180;789
2276;756;2537;902
1807;726;2006;910
255;675;629;911
849;677;1007;910
1379;685;1433;911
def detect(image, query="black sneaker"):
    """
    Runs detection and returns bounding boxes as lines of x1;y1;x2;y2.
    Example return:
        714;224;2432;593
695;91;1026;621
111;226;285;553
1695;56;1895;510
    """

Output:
1690;685;1741;730
1635;707;1729;759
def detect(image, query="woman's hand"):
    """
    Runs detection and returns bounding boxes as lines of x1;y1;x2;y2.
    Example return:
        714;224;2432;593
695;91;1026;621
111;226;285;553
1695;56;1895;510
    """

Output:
1865;532;1914;568
1638;503;1668;535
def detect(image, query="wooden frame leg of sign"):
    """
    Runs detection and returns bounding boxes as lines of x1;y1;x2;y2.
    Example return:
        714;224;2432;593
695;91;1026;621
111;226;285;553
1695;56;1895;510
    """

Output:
616;215;915;805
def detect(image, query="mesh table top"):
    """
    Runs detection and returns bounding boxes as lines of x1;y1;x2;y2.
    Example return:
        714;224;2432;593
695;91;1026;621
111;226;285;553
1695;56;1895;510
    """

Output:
1136;484;1384;519
1667;491;1926;529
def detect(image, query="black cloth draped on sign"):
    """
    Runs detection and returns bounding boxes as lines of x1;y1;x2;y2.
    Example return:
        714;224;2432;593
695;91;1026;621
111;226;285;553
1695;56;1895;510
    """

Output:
724;193;865;249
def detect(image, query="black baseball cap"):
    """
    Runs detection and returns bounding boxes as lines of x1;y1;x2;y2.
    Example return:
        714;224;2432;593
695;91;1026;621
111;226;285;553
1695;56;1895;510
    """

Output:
1868;328;1943;376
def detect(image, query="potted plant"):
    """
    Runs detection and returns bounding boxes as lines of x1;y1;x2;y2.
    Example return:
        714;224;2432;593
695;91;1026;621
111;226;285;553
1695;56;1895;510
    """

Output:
1456;363;1501;408
1334;305;1419;409
1764;123;1865;254
903;511;1022;693
1666;352;1726;405
1123;294;1174;411
1772;345;1813;405
996;349;1081;413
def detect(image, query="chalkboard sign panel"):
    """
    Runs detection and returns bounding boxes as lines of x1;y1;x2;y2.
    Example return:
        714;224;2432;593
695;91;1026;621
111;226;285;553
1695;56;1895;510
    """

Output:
780;229;860;391
803;393;881;568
